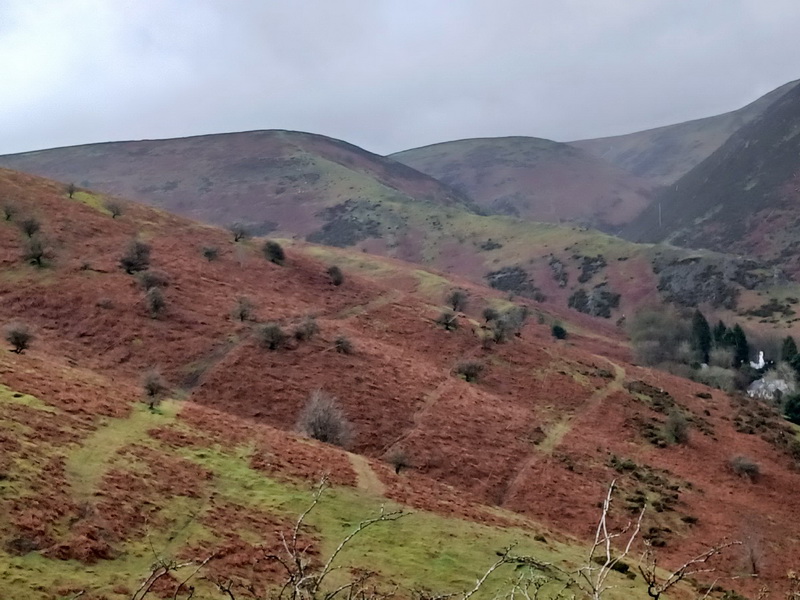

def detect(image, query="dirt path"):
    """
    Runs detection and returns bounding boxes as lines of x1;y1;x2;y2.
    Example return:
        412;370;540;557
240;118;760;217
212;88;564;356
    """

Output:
347;452;386;496
502;357;626;505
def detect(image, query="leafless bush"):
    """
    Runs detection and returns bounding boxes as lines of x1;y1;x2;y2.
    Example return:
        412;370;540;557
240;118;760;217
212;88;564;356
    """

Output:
142;369;167;409
229;222;249;242
201;245;220;261
709;347;734;368
293;316;319;341
334;334;354;354
386;448;412;474
137;270;169;290
482;307;499;322
446;288;469;312
18;216;41;238
258;322;287;350
120;239;151;274
455;360;485;383
327;265;344;286
104;199;123;218
231;297;254;322
4;322;32;354
67;182;76;198
729;456;761;482
145;287;166;318
628;308;690;366
3;203;16;221
23;235;47;266
296;389;352;447
435;309;459;331
96;298;114;309
692;366;736;393
664;410;690;445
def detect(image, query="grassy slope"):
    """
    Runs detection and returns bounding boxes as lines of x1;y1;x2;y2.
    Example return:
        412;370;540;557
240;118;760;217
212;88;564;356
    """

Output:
1;170;800;598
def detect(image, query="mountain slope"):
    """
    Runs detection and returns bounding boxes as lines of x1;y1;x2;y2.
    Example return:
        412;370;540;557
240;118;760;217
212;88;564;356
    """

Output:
391;136;652;231
2;170;800;597
0;129;478;236
622;81;800;277
571;80;799;186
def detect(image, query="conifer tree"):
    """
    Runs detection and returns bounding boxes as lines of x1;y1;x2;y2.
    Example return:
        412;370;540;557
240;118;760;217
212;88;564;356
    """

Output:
712;320;728;347
730;324;749;367
781;336;798;362
691;310;712;363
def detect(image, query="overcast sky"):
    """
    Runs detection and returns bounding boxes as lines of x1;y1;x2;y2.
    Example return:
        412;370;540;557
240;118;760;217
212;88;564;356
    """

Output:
2;0;800;156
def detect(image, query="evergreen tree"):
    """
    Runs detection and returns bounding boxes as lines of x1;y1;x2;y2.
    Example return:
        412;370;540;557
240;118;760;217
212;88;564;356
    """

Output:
712;320;728;346
781;336;798;362
784;393;800;425
730;324;749;367
690;310;712;363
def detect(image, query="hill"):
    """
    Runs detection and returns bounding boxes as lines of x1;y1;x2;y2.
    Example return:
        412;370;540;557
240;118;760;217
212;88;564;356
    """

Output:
570;80;799;186
622;81;800;279
2;169;800;597
0;129;478;236
391;136;652;232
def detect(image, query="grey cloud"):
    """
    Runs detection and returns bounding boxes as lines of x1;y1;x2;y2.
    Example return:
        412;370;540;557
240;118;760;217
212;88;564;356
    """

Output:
1;0;799;156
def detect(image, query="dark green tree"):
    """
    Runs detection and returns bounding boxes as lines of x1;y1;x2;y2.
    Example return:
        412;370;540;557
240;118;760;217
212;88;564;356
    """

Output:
712;320;728;347
784;393;800;425
729;324;749;367
781;336;798;363
690;310;712;363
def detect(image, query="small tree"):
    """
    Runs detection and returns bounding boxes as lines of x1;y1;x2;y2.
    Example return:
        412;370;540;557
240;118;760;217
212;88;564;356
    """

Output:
145;287;166;318
551;324;568;340
67;183;76;198
201;245;220;261
445;288;469;312
713;320;728;347
327;265;344;286
2;204;16;221
334;335;354;355
664;410;690;444
120;239;151;274
229;222;249;242
137;270;169;290
104;199;123;218
435;309;459;331
258;322;287;350
262;240;285;265
727;324;749;367
386;448;412;474
4;322;32;354
231;297;254;322
784;393;800;425
293;316;319;341
23;235;47;266
455;360;485;383
18;217;41;238
297;389;352;447
142;369;167;410
690;310;712;364
482;307;499;323
782;336;798;362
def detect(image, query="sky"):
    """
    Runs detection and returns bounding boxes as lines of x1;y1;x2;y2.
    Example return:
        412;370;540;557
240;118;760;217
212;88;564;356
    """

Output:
2;0;800;156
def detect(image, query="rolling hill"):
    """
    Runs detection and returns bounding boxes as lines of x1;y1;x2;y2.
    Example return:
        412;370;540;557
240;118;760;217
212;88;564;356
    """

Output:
622;80;800;279
571;80;799;187
2;169;800;598
391;136;653;232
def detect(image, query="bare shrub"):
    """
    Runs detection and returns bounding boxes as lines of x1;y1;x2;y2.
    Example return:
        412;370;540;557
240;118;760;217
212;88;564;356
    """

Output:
231;297;254;322
258;322;287;350
67;183;76;198
628;308;690;366
386;448;412;474
3;204;16;221
262;240;285;265
96;298;114;309
120;239;151;274
23;235;47;266
334;335;354;354
145;287;166;318
455;360;485;383
18;217;41;238
137;270;169;290
297;389;352;447
4;322;32;354
675;341;699;365
105;199;123;218
293;316;319;341
435;309;459;331
142;369;167;409
327;265;344;286
482;307;499;323
201;245;220;261
445;288;469;312
229;222;249;242
664;410;690;444
729;456;761;482
692;366;736;393
709;347;734;368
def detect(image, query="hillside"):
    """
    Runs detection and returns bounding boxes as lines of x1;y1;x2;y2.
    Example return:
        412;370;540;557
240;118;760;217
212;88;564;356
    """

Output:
571;80;799;186
391;136;652;232
2;169;800;598
0;129;477;236
622;81;800;278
